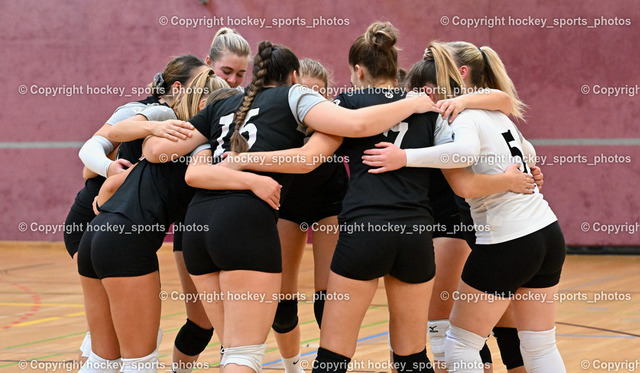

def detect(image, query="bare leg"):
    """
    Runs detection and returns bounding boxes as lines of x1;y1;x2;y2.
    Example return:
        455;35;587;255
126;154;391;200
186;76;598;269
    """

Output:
80;275;120;360
173;252;216;369
191;270;281;373
319;271;378;357
273;219;307;360
101;273;161;358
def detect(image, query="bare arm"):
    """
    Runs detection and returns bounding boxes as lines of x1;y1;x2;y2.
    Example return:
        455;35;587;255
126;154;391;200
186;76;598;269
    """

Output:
108;114;195;143
303;94;441;137
436;89;512;123
142;129;209;163
223;131;343;174
93;163;138;214
442;165;535;199
184;149;282;210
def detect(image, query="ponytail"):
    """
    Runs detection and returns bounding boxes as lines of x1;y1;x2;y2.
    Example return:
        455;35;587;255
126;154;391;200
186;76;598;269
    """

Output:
447;41;526;119
479;46;526;119
231;41;269;152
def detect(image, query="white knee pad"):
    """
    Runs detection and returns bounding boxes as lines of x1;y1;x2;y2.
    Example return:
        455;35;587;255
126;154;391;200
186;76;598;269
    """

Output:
428;319;450;362
518;327;566;373
120;349;159;373
78;351;121;373
221;344;267;373
444;325;486;373
80;331;92;358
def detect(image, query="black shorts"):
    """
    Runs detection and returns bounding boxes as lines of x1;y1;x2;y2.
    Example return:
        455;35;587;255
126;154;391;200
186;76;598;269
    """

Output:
182;195;282;275
461;221;566;295
432;204;465;240
279;162;348;225
458;208;477;250
330;218;435;284
77;213;161;279
63;178;105;258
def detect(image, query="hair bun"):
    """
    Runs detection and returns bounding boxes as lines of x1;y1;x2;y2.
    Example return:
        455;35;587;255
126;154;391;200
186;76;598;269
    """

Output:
365;21;398;50
214;27;236;39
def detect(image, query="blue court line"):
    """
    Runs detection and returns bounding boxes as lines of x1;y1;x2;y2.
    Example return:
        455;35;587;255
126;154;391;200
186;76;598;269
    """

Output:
262;331;389;367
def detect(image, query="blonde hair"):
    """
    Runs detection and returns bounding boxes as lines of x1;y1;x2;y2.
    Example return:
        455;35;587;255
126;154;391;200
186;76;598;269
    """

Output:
209;27;251;62
299;58;331;98
349;21;399;81
405;41;465;102
447;41;526;119
172;69;229;120
204;88;242;107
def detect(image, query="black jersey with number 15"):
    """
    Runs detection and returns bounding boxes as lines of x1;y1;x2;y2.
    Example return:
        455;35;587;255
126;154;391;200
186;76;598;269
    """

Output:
188;86;308;206
335;88;448;222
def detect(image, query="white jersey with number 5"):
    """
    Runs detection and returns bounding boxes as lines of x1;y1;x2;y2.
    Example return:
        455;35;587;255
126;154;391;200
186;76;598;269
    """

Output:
451;109;557;245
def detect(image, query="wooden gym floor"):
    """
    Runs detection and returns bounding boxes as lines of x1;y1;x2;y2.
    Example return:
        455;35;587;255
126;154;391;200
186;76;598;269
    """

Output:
0;242;638;372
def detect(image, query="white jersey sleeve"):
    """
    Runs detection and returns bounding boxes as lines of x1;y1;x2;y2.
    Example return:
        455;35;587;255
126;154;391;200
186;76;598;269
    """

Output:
404;114;481;168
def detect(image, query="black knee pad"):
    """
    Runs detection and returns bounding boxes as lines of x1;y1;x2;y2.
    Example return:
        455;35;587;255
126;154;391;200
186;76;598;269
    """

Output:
314;290;326;328
272;299;299;334
479;342;492;364
175;318;214;356
392;348;433;373
493;327;524;369
313;347;350;373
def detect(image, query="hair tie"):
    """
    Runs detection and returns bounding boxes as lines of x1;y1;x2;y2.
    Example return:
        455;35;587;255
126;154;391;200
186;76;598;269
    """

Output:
423;47;432;60
479;47;487;64
153;72;165;87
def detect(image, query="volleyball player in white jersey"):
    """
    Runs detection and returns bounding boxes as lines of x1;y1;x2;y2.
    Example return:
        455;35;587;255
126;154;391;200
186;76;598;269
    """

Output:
362;42;566;373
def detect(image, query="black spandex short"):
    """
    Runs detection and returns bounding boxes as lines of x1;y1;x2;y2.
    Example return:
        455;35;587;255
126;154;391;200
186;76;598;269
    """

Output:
63;177;105;258
279;162;348;225
461;221;566;295
182;194;282;275
330;218;435;284
432;201;465;240
77;212;161;279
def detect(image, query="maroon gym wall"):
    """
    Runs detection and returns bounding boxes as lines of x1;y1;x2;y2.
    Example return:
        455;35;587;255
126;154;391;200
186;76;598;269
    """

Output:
2;0;639;246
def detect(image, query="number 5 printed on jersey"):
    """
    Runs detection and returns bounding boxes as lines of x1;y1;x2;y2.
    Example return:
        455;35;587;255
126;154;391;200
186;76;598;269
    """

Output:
501;130;530;174
214;108;259;157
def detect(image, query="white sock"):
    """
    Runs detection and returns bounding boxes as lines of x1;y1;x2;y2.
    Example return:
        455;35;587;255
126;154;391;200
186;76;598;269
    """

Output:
171;361;191;373
80;331;92;358
78;351;121;373
444;325;486;373
519;327;566;373
282;353;304;373
120;349;159;373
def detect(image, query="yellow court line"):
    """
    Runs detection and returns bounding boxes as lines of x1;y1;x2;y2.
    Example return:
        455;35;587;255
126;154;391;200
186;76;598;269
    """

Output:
0;302;84;307
14;317;62;327
64;312;85;317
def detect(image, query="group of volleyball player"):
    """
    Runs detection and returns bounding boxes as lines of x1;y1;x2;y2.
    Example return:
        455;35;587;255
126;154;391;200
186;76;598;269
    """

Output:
63;20;566;373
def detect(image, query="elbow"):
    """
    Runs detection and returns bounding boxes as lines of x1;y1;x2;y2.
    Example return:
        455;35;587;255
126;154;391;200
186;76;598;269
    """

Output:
184;165;198;187
143;143;162;163
450;181;473;199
